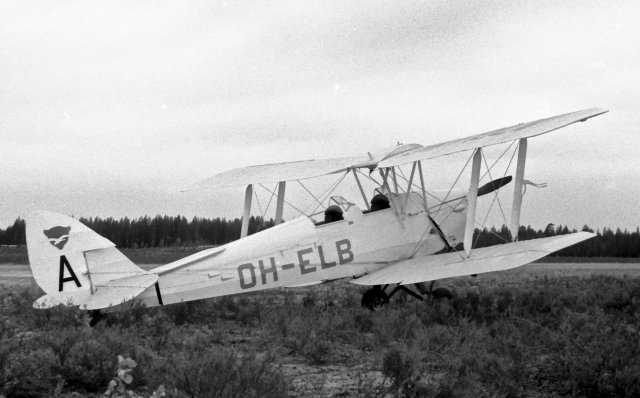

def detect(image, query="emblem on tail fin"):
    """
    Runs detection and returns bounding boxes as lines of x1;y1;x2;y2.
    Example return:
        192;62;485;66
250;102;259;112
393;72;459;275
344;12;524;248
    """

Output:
43;226;71;249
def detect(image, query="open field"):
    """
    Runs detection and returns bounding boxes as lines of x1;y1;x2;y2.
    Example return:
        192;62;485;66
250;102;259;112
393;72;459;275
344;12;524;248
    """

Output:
2;260;640;397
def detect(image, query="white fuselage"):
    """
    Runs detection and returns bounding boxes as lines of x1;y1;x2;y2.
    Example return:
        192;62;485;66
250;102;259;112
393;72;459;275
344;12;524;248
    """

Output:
134;192;467;308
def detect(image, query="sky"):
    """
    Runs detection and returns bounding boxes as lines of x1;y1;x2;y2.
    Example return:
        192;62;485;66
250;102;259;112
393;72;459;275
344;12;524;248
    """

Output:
0;0;638;231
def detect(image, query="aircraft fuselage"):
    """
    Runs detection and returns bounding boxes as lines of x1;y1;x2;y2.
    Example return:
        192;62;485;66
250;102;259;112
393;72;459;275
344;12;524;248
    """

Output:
134;193;467;308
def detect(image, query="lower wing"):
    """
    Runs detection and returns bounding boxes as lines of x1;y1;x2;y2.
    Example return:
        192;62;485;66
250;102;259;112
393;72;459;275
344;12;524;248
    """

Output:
351;232;594;285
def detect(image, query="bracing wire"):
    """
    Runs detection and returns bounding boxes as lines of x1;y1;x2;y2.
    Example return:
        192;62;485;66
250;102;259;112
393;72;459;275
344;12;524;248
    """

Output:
297;180;324;209
307;171;349;217
473;142;519;247
481;154;508;225
434;152;475;215
298;172;348;217
479;141;516;181
257;183;307;218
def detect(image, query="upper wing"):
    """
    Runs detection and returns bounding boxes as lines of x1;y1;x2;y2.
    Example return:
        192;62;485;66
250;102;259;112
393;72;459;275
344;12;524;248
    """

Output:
186;156;367;190
351;232;594;285
378;108;608;168
189;108;606;189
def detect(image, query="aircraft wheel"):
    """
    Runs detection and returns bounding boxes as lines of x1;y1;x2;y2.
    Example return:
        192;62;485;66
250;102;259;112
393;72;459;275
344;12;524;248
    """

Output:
361;286;389;311
89;310;103;327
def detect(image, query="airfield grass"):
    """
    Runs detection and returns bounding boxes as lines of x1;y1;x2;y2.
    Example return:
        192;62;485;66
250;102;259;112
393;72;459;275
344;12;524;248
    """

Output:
2;269;640;397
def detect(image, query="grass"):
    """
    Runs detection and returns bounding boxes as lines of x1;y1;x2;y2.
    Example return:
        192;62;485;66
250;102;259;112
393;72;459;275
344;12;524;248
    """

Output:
1;270;640;397
0;246;27;264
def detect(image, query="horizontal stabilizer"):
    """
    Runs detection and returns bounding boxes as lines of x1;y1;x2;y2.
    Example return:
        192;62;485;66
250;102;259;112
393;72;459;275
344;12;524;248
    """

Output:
82;274;158;310
351;232;594;286
34;293;69;309
33;274;158;310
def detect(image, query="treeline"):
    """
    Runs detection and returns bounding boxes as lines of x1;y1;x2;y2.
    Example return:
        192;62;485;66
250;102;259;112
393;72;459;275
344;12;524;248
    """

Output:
0;216;274;249
473;223;640;258
0;216;639;257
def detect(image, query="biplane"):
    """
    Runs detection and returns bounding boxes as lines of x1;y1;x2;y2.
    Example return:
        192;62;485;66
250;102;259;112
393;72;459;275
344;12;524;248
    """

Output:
26;108;607;313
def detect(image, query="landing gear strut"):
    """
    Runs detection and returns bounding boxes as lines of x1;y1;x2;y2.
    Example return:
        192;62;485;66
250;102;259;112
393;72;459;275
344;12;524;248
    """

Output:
361;282;454;311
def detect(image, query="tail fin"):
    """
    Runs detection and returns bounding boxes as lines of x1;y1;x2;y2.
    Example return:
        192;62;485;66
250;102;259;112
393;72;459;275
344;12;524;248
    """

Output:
27;211;156;310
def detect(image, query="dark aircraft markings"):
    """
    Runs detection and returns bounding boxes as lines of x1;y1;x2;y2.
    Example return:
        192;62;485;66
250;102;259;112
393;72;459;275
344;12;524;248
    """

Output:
237;239;353;290
58;255;82;291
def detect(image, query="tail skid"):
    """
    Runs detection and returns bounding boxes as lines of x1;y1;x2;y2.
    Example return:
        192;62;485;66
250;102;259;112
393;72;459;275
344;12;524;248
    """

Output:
27;211;155;310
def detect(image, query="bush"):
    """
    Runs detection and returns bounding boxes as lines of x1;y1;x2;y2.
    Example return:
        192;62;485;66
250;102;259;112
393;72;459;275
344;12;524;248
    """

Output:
382;345;417;391
166;347;286;397
303;333;332;364
61;332;117;391
1;346;59;398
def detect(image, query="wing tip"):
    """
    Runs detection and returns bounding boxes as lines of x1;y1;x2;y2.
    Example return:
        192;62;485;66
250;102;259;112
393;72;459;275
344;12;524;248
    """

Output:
578;107;609;121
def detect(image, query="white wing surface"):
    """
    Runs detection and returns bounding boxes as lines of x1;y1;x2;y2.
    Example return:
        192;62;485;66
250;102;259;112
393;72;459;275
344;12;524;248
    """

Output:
186;156;367;190
189;108;606;189
351;232;594;286
378;108;608;167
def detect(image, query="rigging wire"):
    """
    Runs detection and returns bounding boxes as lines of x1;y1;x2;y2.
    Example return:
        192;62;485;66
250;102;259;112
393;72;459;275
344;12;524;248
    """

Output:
473;142;519;247
299;172;348;217
434;152;474;215
257;183;307;218
252;183;276;231
297;180;324;209
481;153;508;225
307;171;349;217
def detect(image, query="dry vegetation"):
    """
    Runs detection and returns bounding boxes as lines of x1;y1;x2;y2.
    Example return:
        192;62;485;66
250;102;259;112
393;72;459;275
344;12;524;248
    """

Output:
2;264;640;398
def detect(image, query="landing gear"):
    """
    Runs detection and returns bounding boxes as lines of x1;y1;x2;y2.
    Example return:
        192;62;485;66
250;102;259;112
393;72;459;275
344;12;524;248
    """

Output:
89;310;103;327
361;285;389;311
361;282;454;311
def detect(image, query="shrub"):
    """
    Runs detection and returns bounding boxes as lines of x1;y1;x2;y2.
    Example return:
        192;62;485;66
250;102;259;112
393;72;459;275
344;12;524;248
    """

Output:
61;332;117;391
303;333;332;364
382;345;417;391
1;346;59;398
166;347;286;397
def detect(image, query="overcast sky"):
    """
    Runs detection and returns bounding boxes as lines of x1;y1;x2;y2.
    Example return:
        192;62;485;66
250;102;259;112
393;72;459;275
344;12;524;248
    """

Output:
1;0;638;230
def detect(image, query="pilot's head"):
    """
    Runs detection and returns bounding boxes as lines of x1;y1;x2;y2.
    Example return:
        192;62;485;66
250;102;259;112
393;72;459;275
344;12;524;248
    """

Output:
324;205;344;222
370;194;390;211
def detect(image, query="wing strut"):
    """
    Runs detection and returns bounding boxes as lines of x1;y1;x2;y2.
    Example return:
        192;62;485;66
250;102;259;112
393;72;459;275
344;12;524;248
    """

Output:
509;138;527;241
392;168;399;193
464;148;482;256
352;170;370;210
379;168;399;215
402;162;418;211
418;161;429;212
240;184;253;238
275;181;286;225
